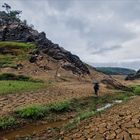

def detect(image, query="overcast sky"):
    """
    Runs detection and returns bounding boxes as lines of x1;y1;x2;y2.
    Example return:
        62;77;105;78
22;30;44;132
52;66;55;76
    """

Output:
0;0;140;70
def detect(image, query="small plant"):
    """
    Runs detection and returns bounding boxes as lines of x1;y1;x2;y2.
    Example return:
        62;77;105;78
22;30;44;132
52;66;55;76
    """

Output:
16;105;48;120
0;117;16;129
65;111;96;131
48;101;71;113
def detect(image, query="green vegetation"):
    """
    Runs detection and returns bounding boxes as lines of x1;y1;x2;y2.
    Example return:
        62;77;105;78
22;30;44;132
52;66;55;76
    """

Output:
96;67;136;75
0;41;36;68
48;101;71;113
0;73;43;83
15;101;71;120
16;105;48;120
133;85;140;95
0;80;45;95
64;91;136;131
0;117;16;129
0;41;36;50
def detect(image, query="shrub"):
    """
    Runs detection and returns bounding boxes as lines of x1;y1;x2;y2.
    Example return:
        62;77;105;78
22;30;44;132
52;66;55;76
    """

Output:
16;105;48;120
0;117;16;129
133;86;140;95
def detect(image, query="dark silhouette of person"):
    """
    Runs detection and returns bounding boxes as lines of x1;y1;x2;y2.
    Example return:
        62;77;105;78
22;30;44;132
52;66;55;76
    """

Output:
94;82;99;96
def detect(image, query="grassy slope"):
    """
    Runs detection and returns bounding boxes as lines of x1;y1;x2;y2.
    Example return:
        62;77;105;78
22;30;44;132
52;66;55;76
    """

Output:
0;41;36;68
0;80;45;95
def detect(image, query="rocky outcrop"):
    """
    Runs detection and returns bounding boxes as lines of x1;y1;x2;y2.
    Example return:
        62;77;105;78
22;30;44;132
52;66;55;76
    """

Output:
101;77;132;91
125;69;140;80
0;23;90;75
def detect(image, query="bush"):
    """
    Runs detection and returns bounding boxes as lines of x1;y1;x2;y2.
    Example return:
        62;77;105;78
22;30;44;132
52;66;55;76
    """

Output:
16;105;48;120
0;117;16;129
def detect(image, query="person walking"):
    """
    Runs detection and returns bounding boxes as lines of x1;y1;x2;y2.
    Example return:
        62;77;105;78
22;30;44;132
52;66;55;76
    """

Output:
93;82;99;96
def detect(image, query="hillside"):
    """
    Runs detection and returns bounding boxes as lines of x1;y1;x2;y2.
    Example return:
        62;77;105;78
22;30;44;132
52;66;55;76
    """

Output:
0;9;131;90
95;67;136;75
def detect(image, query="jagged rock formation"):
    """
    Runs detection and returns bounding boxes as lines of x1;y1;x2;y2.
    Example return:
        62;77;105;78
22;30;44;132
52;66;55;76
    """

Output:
0;23;89;75
125;69;140;80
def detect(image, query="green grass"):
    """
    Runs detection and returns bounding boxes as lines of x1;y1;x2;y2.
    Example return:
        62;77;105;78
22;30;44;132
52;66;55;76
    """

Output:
133;85;140;95
16;105;48;120
0;41;36;68
0;117;16;129
0;80;45;95
48;101;71;113
0;73;43;83
15;101;71;120
0;41;36;50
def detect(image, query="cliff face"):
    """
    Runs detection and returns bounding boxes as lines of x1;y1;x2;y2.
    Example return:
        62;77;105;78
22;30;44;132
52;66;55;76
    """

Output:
0;23;89;75
125;69;140;80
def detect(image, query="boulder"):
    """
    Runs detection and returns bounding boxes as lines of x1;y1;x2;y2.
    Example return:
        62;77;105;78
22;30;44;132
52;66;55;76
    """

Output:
125;69;140;80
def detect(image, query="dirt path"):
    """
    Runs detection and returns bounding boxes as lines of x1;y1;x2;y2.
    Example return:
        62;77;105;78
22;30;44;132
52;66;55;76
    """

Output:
60;96;140;140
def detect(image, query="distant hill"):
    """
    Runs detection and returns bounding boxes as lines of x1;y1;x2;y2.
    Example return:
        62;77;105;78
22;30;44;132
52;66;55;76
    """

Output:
95;67;136;75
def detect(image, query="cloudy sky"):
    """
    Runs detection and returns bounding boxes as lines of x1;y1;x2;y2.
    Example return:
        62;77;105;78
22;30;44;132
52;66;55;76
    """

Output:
0;0;140;70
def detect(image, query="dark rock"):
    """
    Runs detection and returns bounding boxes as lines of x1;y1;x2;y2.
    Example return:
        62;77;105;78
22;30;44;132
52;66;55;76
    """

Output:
101;77;132;91
29;55;38;63
125;69;140;80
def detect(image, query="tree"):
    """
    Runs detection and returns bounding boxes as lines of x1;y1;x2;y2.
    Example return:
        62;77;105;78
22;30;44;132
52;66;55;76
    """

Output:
0;3;22;41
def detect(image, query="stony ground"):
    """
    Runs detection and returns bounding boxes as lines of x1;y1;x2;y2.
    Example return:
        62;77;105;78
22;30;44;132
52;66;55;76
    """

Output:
60;96;140;140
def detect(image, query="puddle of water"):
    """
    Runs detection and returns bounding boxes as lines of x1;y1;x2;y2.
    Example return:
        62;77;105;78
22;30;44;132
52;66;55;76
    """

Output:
0;120;68;140
97;103;112;112
114;100;122;103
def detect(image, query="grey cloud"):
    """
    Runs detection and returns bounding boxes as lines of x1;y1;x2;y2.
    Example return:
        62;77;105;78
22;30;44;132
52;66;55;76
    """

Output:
47;0;72;11
91;45;122;55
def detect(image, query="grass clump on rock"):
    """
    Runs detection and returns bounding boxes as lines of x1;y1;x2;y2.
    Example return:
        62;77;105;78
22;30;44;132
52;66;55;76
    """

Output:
0;117;16;129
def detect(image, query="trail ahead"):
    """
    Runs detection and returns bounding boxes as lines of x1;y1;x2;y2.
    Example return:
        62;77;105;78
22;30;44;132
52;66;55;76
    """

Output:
61;96;140;140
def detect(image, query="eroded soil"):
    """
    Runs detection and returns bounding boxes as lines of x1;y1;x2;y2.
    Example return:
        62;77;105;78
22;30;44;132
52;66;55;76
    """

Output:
59;96;140;140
